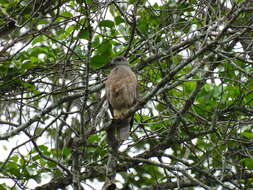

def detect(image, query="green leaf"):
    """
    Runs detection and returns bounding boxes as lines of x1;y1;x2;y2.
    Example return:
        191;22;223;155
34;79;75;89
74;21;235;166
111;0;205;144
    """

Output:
30;56;39;63
246;79;253;89
241;131;253;139
0;0;9;5
88;147;96;153
138;18;148;34
10;154;19;162
7;162;20;176
48;161;56;168
0;183;10;190
32;35;46;45
115;16;124;25
86;0;93;4
240;158;253;169
61;11;73;18
156;103;166;112
90;55;109;69
79;30;89;39
97;40;112;55
88;135;100;143
29;47;48;56
38;19;47;25
57;32;67;40
38;145;48;152
62;147;71;157
99;20;115;28
66;25;75;34
32;154;41;161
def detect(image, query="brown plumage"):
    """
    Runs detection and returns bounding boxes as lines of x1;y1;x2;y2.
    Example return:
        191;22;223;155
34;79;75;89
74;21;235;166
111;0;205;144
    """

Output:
105;56;137;142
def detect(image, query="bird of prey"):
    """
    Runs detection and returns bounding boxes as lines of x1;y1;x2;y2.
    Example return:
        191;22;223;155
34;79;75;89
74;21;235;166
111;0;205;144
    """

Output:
105;56;138;144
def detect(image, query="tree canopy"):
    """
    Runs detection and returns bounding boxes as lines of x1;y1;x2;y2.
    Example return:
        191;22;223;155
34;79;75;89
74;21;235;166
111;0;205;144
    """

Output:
0;0;253;189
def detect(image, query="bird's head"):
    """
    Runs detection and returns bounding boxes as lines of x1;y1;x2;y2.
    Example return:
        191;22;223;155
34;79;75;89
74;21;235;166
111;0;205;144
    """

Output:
111;56;129;66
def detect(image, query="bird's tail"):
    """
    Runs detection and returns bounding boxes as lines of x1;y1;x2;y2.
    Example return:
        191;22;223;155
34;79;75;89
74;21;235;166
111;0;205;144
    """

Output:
113;109;132;141
106;118;130;151
118;120;130;141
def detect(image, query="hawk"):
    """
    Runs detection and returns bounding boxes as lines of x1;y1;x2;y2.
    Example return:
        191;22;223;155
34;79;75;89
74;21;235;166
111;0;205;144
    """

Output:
105;56;138;144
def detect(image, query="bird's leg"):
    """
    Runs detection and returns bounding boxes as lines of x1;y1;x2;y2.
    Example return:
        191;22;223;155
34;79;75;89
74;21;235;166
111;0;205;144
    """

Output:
114;112;124;119
114;108;129;120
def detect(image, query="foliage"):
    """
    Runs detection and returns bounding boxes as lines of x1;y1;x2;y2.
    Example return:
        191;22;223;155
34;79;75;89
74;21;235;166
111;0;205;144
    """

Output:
0;0;253;189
